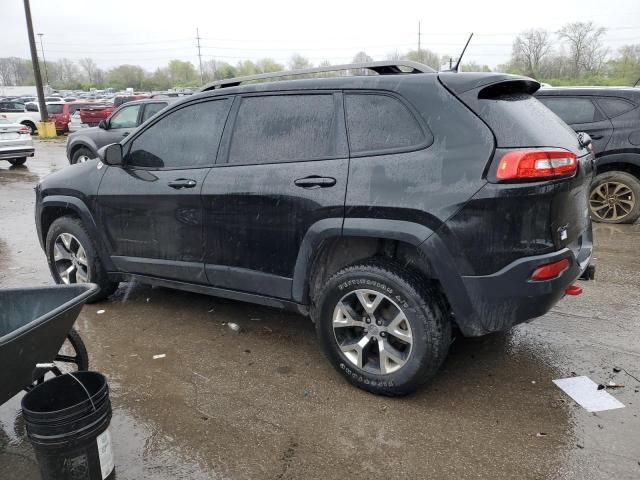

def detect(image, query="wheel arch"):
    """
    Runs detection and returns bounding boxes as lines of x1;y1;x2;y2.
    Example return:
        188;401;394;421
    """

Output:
595;153;640;180
68;140;98;162
39;196;115;271
293;218;441;305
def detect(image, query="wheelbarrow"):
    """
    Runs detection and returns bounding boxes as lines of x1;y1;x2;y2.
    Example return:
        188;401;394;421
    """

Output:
0;283;96;405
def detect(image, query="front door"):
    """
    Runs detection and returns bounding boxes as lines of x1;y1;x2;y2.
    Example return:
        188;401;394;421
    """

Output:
202;92;348;299
97;98;232;283
96;103;142;147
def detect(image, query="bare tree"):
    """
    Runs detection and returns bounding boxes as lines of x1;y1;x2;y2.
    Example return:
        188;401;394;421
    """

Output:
512;29;553;78
557;22;608;76
79;58;98;84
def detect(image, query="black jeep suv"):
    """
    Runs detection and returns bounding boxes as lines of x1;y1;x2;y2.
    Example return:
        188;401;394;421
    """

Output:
35;62;593;395
535;87;640;224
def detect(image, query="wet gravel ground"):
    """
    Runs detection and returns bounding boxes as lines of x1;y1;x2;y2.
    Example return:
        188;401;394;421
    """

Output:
1;140;639;479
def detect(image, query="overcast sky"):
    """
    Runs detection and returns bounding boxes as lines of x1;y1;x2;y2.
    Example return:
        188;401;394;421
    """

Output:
2;0;640;71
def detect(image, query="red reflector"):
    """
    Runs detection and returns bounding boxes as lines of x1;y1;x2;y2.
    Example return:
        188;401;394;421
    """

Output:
19;127;30;134
497;150;577;181
565;285;583;296
531;258;570;281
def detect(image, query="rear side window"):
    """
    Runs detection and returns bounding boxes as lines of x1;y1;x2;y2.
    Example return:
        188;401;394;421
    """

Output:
127;99;230;169
141;102;168;123
47;104;64;114
228;94;339;164
537;97;601;124
596;97;636;118
345;93;426;155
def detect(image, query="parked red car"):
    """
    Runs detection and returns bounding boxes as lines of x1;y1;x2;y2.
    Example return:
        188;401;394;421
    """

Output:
79;104;114;127
48;101;106;133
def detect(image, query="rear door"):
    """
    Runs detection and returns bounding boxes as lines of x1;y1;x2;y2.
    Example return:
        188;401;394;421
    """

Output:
537;96;613;153
201;92;348;299
97;98;232;282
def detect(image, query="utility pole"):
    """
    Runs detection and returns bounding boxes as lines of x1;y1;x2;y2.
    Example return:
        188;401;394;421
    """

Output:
37;33;49;86
418;21;421;53
196;27;203;85
23;0;47;122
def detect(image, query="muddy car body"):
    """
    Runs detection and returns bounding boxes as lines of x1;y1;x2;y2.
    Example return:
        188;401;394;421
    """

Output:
35;62;594;395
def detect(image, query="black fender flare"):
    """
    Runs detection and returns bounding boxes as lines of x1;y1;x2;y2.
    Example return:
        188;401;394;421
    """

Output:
291;217;448;303
67;138;99;162
291;217;475;332
595;151;640;173
38;195;115;271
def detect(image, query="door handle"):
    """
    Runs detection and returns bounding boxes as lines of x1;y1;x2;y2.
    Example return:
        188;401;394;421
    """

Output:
122;132;130;137
168;178;197;189
589;134;604;139
294;176;337;189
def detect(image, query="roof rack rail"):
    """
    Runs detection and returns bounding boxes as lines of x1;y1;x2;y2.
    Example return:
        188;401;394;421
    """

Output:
199;60;433;91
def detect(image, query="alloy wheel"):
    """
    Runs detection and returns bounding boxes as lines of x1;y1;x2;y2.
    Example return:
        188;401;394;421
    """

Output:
589;181;635;221
53;233;89;284
332;289;413;375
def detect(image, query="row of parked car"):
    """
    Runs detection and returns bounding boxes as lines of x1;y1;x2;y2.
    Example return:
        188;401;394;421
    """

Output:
0;92;191;135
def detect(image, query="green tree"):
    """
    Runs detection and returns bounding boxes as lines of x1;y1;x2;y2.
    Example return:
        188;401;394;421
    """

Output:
167;59;198;86
106;64;147;90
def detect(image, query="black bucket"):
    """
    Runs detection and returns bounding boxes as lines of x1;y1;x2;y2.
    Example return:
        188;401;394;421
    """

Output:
21;371;115;480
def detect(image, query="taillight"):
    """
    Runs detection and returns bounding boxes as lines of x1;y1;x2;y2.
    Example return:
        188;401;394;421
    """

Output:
19;127;30;135
531;258;570;281
496;149;577;181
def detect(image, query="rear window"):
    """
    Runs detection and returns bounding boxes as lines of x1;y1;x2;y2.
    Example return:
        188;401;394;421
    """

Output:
228;94;341;164
596;97;637;118
537;97;601;124
114;96;136;107
47;104;64;114
345;93;427;155
68;103;90;114
476;93;580;151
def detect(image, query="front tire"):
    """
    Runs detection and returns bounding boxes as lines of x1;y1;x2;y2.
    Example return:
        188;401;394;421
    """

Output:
8;157;26;166
314;260;450;396
589;171;640;224
71;147;95;164
45;216;118;302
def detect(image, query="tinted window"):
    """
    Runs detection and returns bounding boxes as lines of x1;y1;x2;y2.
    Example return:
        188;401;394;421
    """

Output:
228;94;337;164
597;97;636;118
345;93;425;154
141;102;168;123
109;105;141;129
47;104;64;114
537;97;599;124
128;99;230;169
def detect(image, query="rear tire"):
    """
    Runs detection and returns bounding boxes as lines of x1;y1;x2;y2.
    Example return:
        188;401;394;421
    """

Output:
20;121;36;135
8;157;26;166
589;171;640;224
313;260;450;396
45;216;118;302
71;147;95;164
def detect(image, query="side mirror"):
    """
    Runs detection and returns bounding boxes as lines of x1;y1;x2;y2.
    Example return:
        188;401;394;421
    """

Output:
98;119;108;130
99;143;123;166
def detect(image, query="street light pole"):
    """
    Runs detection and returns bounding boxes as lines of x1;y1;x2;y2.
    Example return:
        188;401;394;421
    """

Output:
23;0;48;122
37;33;49;86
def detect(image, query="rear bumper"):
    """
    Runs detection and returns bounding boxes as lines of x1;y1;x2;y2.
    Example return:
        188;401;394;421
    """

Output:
0;147;35;160
451;229;593;336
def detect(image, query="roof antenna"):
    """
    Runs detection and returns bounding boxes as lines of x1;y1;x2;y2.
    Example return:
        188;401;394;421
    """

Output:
446;33;473;72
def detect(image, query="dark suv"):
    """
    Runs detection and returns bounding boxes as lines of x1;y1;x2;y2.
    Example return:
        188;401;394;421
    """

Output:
535;87;640;224
35;62;593;395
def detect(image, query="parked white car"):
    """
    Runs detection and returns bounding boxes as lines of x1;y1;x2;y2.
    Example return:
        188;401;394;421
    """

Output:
0;115;34;166
0;101;41;134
